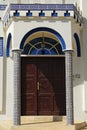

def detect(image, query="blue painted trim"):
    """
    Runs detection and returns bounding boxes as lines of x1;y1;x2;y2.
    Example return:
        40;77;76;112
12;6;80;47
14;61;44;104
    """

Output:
51;10;58;17
20;27;66;50
26;10;32;17
39;10;45;17
0;5;7;10
10;4;74;11
64;10;70;17
14;10;20;17
74;33;81;57
0;37;3;57
6;33;12;57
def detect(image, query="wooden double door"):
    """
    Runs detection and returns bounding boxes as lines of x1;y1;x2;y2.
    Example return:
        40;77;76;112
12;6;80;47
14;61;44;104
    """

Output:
21;57;66;115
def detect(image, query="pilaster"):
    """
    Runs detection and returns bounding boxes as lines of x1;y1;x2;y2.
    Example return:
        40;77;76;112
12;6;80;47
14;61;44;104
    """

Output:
64;50;74;125
12;49;22;125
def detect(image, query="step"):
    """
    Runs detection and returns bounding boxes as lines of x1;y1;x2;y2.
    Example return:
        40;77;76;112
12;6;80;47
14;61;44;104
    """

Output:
0;117;86;130
12;122;76;130
21;116;67;124
74;121;86;130
11;121;87;130
80;126;87;130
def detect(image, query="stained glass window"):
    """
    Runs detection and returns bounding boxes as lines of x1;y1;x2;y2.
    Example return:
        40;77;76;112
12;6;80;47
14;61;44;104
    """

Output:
22;37;64;55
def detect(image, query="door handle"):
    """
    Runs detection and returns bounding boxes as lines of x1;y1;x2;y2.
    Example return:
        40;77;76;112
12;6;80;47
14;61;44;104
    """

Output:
37;82;40;91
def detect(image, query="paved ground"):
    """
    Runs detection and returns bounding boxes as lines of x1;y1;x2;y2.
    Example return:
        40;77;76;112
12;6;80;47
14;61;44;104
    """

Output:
81;126;87;130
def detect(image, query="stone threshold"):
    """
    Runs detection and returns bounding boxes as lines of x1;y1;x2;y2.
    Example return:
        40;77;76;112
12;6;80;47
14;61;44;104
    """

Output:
0;116;86;130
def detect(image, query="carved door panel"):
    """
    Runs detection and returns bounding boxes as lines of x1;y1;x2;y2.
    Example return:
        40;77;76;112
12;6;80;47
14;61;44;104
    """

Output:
21;58;37;115
21;57;66;115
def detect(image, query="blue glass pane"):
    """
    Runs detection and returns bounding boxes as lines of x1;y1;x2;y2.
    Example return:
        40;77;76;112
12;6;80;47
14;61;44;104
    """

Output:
37;49;50;55
30;48;37;54
50;49;57;55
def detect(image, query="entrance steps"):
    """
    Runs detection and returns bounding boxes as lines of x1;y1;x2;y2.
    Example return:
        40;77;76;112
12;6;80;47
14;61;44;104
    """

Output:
0;116;86;130
21;116;67;124
81;126;87;130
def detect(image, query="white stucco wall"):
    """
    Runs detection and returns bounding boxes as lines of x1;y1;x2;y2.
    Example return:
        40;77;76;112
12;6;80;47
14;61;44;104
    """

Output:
0;0;65;4
71;21;87;121
0;20;14;120
10;18;72;50
81;0;87;115
5;23;14;119
0;21;4;113
6;58;14;119
0;57;3;112
66;0;81;7
71;22;85;121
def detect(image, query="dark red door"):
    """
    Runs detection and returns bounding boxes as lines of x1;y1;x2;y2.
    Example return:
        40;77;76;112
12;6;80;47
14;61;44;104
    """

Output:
21;59;37;115
21;57;66;115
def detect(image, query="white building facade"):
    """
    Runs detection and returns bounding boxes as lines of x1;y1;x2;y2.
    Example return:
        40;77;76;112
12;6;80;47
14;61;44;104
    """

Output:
0;0;87;126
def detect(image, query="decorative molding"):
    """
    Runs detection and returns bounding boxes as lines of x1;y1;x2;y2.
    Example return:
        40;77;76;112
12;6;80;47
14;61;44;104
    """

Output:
14;10;20;16
39;10;45;17
2;4;83;27
0;5;7;10
20;27;66;50
64;10;70;17
26;10;32;17
51;10;58;17
10;4;74;11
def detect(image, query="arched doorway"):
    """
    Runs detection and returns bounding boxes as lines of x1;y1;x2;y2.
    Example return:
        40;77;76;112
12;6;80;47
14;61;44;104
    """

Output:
21;29;66;116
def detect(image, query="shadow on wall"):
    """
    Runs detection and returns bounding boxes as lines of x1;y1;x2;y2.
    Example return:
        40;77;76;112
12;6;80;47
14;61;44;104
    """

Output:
0;56;7;115
82;17;87;82
73;17;87;87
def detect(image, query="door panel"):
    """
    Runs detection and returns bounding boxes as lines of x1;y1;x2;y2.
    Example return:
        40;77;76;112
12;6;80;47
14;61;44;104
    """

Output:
38;94;53;115
38;60;54;115
21;57;66;116
21;58;37;115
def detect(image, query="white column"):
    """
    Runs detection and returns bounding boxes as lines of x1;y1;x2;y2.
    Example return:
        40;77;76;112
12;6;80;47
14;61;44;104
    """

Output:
65;50;74;125
12;49;22;125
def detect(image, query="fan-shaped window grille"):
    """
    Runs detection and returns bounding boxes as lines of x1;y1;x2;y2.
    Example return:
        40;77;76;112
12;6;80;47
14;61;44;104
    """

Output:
22;37;64;55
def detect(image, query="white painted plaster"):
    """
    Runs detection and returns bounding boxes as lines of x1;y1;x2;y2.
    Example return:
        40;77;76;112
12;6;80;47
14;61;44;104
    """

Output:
0;57;3;111
1;0;87;123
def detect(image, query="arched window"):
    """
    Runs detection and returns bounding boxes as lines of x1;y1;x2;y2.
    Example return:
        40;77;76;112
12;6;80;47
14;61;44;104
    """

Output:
6;33;12;57
22;37;64;55
74;33;81;57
